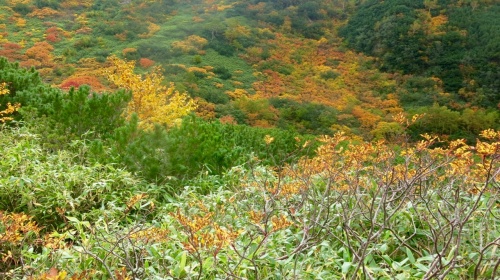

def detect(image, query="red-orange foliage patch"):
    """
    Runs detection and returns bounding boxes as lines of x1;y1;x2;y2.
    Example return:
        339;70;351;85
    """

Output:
59;76;105;91
22;41;54;69
139;58;155;68
45;26;61;43
0;42;25;61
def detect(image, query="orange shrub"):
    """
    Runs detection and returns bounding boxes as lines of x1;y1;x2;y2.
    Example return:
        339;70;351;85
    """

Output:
139;58;155;68
27;7;60;19
59;76;105;91
0;42;24;61
45;26;61;43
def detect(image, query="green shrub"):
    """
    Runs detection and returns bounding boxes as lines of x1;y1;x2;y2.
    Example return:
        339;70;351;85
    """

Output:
73;36;98;50
213;66;232;80
258;59;294;75
0;126;149;229
196;88;230;104
34;0;61;9
12;3;33;15
270;98;339;135
111;116;314;185
207;39;236;57
320;70;339;80
1;57;130;148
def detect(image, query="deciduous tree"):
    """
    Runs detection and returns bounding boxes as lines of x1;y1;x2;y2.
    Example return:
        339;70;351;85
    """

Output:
105;56;197;129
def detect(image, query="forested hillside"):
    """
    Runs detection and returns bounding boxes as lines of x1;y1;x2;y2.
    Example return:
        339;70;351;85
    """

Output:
0;0;499;279
1;0;498;140
341;0;499;108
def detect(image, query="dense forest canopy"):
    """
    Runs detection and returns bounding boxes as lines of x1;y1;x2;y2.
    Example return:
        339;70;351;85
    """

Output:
340;0;500;108
0;0;499;279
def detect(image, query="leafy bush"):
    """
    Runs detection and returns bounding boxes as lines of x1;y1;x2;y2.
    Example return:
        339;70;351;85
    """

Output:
1;57;130;150
0;126;149;229
0;57;43;98
258;59;295;75
196;88;230;104
270;98;339;135
162;126;500;279
408;104;500;143
213;66;232;80
73;36;98;50
34;0;61;9
207;39;236;57
111;116;314;184
15;86;130;145
137;41;173;62
320;69;340;80
12;3;33;15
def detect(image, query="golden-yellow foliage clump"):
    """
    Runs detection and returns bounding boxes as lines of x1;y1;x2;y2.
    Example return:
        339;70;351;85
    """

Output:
0;83;20;123
171;35;208;54
27;7;61;19
7;0;31;5
0;211;40;246
139;22;161;39
105;56;196;129
171;201;240;257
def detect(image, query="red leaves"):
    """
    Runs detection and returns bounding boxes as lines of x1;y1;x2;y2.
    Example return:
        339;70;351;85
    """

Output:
59;76;105;91
139;58;155;69
45;27;61;43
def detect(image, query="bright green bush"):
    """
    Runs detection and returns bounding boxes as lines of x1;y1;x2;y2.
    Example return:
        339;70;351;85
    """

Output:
0;126;158;230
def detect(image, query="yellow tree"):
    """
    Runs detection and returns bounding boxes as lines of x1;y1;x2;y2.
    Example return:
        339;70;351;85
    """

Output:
105;56;197;129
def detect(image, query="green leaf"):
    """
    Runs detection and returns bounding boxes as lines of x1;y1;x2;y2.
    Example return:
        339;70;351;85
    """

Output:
81;221;92;230
446;245;457;261
66;216;80;223
380;243;388;253
415;263;429;272
148;246;161;259
382;254;392;265
172;251;187;278
179;251;187;274
341;262;352;274
392;261;401;271
406;247;415;264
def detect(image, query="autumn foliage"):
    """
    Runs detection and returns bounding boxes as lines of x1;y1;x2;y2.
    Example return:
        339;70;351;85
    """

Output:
138;57;155;68
0;43;24;62
105;56;197;129
0;211;40;271
1;54;499;278
171;35;208;54
20;41;54;69
45;26;62;43
59;75;105;91
0;82;20;123
0;1;499;278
